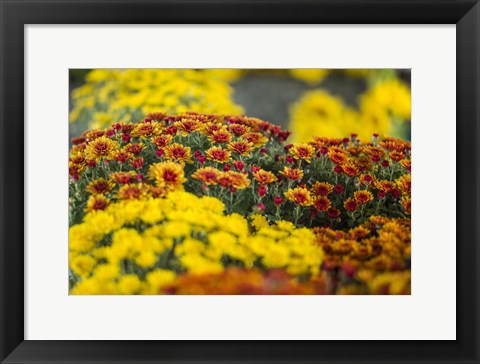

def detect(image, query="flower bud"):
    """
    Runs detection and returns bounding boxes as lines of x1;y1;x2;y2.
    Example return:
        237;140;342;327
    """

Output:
234;161;244;171
256;202;266;211
258;185;268;197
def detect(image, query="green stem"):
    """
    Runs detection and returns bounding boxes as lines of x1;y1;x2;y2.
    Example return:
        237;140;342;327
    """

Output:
293;206;302;225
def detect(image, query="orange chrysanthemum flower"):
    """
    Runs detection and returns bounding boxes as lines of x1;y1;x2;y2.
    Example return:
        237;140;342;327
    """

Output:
145;112;166;122
244;132;268;147
364;146;386;159
341;162;359;177
227;140;255;156
279;167;304;181
396;174;411;195
69;163;86;177
150;186;168;198
117;184;147;200
375;180;395;193
70;154;86;166
347;146;364;156
401;196;411;215
86;194;109;212
151;134;173;149
109;171;136;185
124;143;145;155
229;123;250;136
205;146;232;163
84;130;105;141
348;226;371;240
344;197;359;212
148;161;186;190
218;171;251;189
210;129;233;144
191;167;221;185
311;182;334;196
174;119;202;136
130;121;162;138
313;196;332;211
400;159;411;171
253;169;277;185
164;143;193;163
328;148;348;164
358;174;375;185
284;187;313;206
86;178;115;195
84;136;118;161
289;143;316;163
202;122;224;136
390;150;406;162
111;150;132;163
310;136;330;150
354;190;374;204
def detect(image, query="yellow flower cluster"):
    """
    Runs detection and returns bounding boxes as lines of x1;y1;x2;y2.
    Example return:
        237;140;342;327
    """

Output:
288;69;330;84
360;78;411;121
69;69;244;129
289;79;411;141
69;191;324;294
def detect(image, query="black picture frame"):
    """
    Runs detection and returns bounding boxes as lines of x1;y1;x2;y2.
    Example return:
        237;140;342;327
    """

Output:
1;0;479;363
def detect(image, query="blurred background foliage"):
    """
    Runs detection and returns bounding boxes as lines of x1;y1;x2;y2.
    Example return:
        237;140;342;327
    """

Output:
69;68;411;142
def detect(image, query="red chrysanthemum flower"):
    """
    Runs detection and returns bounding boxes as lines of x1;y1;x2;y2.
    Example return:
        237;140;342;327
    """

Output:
334;184;345;194
243;132;268;147
229;123;250;136
148;161;186;190
130;157;144;169
164;143;193;163
311;182;334;197
344;198;359;212
151;134;173;149
117;184;147;200
130;121;162;138
227;140;255;156
111;150;132;163
284;187;313;206
174;119;202;135
313;196;332;212
289;143;316;163
191;167;220;185
86;178;115;195
354;190;374;204
124;143;145;156
109;171;136;185
279;167;304;181
341;162;359;177
86;194;109;212
327;207;340;219
328;149;348;164
390;150;406;162
209;129;233;144
253;169;277;185
358;174;375;185
205;146;231;163
84;136;119;161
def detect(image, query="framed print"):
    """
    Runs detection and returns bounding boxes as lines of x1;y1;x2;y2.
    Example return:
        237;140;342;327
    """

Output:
1;0;479;363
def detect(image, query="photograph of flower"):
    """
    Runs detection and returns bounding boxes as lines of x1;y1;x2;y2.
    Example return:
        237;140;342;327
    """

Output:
68;69;411;295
